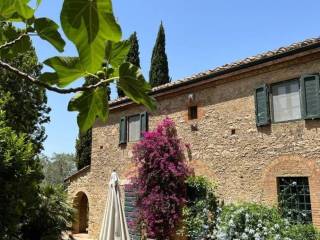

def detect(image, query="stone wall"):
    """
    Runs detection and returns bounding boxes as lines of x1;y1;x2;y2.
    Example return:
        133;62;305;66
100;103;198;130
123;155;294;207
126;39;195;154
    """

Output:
67;54;320;239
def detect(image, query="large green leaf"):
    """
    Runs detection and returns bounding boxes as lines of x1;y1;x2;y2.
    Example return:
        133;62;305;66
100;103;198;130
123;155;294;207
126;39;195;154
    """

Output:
61;0;122;73
39;72;58;85
118;62;156;111
105;40;130;68
34;18;66;52
68;87;108;133
43;57;85;87
0;0;34;20
0;1;17;19
15;0;34;19
36;0;42;8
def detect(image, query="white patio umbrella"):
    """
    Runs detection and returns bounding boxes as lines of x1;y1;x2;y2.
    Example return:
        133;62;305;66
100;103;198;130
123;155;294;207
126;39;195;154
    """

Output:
99;171;130;240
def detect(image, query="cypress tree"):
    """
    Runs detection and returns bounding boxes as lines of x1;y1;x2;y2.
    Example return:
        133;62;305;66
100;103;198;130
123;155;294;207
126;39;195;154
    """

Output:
149;22;170;87
75;77;111;170
75;129;92;170
118;32;141;98
0;25;50;153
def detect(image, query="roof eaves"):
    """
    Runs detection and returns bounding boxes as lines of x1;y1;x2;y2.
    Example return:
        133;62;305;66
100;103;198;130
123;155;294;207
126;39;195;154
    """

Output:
109;37;320;109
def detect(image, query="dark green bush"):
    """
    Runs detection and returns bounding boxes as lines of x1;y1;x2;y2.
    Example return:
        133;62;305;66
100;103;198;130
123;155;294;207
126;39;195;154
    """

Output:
21;184;74;240
180;176;219;240
283;224;320;240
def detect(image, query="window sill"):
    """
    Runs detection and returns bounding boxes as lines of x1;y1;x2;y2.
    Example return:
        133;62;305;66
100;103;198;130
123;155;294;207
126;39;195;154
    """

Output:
272;118;303;124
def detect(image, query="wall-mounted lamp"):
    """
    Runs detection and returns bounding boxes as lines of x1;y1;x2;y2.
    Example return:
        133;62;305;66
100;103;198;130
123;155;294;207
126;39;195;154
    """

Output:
188;93;195;104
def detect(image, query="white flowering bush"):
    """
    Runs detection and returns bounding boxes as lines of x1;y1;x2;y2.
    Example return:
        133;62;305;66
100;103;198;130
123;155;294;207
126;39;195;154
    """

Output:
214;203;286;240
213;203;320;240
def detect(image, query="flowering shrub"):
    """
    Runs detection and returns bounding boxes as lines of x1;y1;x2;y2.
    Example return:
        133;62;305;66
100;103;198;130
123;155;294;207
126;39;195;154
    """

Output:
215;203;287;240
132;118;191;239
180;176;220;240
213;203;320;240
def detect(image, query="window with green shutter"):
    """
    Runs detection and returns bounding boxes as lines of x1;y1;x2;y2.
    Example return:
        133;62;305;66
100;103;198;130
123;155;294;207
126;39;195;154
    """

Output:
140;111;148;138
300;75;320;119
119;116;127;145
255;85;270;126
119;112;149;144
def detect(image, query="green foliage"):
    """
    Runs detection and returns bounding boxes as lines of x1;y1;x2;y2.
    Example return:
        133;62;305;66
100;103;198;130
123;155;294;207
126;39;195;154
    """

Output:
0;0;34;20
0;23;32;58
118;62;156;111
149;22;170;87
0;109;43;239
41;153;76;184
43;56;84;87
0;0;156;133
180;176;219;240
60;0;121;73
34;18;65;52
74;75;109;170
216;203;285;239
21;184;74;240
283;224;320;240
68;87;109;133
118;32;141;97
0;98;73;240
126;32;141;68
75;129;92;170
105;40;131;67
0;28;50;152
215;203;320;240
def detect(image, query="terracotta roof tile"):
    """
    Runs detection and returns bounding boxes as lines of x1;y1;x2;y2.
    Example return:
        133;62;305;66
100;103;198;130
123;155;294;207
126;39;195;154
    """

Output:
110;37;320;106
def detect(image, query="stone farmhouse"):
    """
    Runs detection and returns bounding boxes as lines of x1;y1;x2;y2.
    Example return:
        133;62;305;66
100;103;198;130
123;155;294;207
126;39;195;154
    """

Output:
65;37;320;239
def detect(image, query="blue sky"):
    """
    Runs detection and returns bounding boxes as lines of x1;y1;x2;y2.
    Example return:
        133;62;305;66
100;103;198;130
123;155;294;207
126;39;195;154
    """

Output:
34;0;320;156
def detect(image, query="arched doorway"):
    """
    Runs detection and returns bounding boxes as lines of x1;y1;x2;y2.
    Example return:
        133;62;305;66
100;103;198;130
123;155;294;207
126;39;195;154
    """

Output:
73;192;89;233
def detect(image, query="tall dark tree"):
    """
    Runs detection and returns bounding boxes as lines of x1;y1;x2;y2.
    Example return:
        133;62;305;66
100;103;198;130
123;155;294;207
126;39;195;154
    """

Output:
75;129;92;170
75;77;111;170
0;25;73;240
0;26;50;153
117;32;141;98
149;22;170;87
0;108;43;239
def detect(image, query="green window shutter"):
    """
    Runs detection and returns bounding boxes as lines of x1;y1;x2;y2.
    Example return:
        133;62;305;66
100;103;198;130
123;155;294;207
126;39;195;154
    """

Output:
140;111;148;138
300;75;320;119
119;116;127;144
254;84;270;126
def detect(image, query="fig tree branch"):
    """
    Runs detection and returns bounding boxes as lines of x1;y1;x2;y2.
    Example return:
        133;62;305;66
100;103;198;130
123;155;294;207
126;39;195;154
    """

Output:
0;60;117;94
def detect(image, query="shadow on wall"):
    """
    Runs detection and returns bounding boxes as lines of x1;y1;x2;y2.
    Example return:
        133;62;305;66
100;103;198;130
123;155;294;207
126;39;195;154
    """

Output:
305;119;320;130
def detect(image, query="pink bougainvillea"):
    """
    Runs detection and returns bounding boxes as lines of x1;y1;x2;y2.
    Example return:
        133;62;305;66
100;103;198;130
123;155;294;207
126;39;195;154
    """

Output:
132;118;191;239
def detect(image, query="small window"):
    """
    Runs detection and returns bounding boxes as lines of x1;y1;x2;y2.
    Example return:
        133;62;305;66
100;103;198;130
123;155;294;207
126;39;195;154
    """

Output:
119;112;148;144
128;115;140;142
188;106;198;120
271;79;301;122
278;177;312;224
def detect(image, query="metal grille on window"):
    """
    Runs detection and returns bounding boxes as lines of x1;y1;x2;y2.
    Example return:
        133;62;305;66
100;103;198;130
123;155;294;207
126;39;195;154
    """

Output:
278;177;312;224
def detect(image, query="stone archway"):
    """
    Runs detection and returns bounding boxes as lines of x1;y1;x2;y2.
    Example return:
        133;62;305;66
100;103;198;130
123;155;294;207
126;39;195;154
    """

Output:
72;191;89;234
